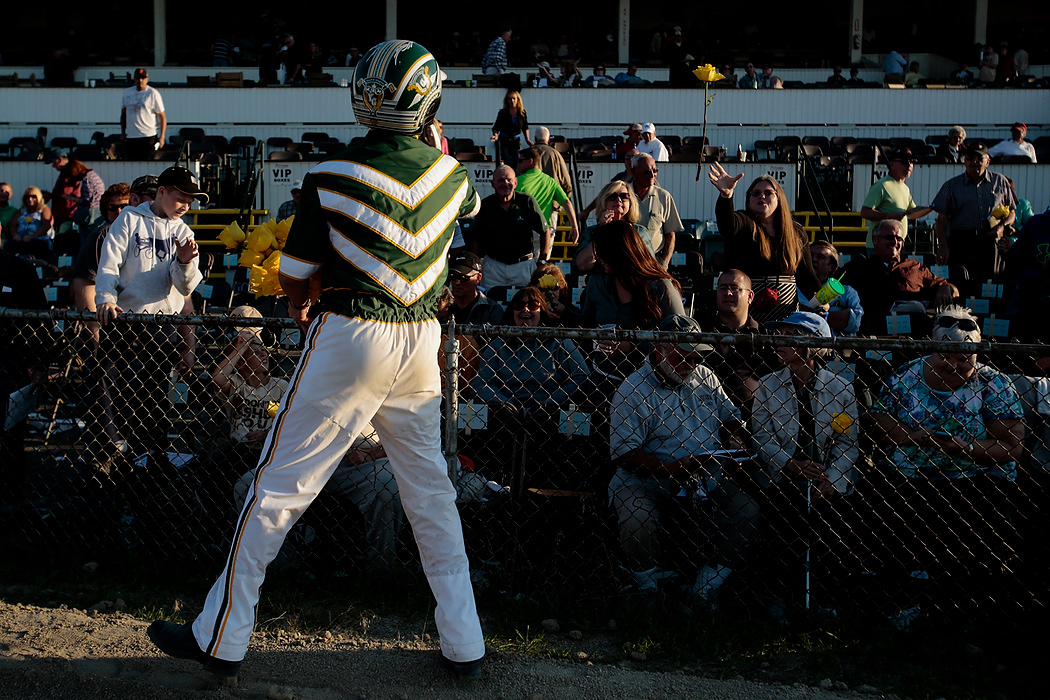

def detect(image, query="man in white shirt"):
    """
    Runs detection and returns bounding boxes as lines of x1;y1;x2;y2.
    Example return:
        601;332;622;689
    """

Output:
987;122;1038;163
120;68;167;160
636;123;669;162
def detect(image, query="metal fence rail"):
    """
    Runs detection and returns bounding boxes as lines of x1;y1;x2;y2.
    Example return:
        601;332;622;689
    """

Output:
1;309;1047;628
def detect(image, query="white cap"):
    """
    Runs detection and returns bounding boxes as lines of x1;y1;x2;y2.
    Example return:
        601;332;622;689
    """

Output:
641;123;656;134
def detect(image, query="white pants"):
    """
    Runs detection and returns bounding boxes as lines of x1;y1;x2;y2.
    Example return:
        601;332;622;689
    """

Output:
482;257;534;289
193;313;485;663
232;457;404;565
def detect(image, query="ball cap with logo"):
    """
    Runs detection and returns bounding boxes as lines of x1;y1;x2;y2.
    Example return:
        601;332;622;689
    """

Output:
157;166;209;204
448;251;483;276
657;314;714;352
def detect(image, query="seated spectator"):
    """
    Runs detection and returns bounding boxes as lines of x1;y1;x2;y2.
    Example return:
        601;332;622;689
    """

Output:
232;423;405;566
738;63;759;89
839;220;955;336
474;287;588;407
211;314;289;481
701;269;776;420
749;312;860;613
806;240;864;336
4;186;53;259
584;64;616;87
987;122;1037;163
580;220;685;391
446;251;504;326
826;66;847;86
752;313;859;495
0;183;17;240
869;307;1023;613
903;62;924;87
614;63;649;86
608;314;760;604
936;126;966;163
951;64;974;84
759;66;779;89
574;180;646;274
559;59;583;88
846;67;864;85
529;262;583;326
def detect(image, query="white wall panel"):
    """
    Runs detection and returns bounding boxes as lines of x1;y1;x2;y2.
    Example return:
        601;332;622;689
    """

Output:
1;87;1044;134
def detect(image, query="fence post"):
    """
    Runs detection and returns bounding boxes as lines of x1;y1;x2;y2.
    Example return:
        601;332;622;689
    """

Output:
442;320;461;486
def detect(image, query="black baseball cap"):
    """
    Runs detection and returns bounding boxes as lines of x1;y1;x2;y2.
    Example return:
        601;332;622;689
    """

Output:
889;146;917;163
448;251;482;276
134;68;148;78
964;142;989;158
131;174;159;196
157;166;209;204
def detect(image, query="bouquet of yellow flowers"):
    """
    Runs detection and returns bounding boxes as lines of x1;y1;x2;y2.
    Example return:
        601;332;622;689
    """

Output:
217;216;294;297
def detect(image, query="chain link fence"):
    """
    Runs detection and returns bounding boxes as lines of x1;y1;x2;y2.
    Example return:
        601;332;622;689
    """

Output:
1;308;1048;628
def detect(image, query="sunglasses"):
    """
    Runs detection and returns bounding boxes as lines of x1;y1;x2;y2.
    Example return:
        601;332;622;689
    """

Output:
937;316;979;332
104;203;129;212
510;300;542;311
605;192;631;202
750;189;777;199
449;271;478;282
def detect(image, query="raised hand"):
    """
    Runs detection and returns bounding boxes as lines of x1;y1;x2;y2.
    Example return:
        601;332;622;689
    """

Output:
175;235;199;263
707;162;744;198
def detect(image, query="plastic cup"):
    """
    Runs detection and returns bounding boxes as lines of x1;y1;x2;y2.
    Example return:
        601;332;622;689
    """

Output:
89;79;96;87
809;277;845;307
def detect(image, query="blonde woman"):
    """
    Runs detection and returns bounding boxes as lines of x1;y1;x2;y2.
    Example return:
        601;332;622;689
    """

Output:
4;186;53;258
573;179;645;273
490;90;532;168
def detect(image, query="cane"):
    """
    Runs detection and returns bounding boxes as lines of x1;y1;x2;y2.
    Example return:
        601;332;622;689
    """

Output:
805;480;813;611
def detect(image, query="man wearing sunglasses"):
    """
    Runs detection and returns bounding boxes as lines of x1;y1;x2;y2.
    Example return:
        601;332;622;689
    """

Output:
841;219;956;336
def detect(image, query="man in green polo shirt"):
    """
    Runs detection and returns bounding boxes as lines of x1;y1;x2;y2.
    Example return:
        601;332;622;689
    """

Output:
860;146;933;248
516;147;580;259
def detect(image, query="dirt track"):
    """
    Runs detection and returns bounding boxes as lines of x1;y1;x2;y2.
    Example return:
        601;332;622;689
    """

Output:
0;601;888;699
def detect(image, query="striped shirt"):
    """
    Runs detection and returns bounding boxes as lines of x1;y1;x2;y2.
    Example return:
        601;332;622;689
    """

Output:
931;169;1017;231
281;132;481;322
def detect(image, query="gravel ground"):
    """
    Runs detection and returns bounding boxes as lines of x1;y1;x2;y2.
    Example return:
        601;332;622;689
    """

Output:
0;600;890;700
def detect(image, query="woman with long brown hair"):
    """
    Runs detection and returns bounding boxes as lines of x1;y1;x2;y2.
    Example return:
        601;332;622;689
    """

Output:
709;164;819;322
490;90;532;169
583;220;685;383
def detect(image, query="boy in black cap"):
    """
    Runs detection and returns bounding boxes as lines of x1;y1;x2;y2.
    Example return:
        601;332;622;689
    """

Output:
93;166;203;460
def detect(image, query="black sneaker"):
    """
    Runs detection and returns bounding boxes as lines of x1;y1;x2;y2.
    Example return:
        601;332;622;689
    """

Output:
147;620;241;678
440;652;483;680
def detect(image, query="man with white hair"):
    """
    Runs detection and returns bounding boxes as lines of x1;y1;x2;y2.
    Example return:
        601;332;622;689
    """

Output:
471;165;548;288
636;123;669;162
532;127;573;198
631;152;682;267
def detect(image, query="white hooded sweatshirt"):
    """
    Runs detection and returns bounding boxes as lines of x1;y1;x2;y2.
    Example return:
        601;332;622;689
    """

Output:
94;201;202;313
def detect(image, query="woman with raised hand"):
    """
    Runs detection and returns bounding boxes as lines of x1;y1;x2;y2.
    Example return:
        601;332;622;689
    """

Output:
708;163;819;322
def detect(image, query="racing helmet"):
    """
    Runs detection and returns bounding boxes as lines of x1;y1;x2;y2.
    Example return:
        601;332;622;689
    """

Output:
352;40;443;134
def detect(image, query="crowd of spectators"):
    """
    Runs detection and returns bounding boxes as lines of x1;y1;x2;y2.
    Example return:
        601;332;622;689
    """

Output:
1;53;1048;620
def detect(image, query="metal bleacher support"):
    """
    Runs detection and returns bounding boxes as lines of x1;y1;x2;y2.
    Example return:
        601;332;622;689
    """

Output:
792;211;868;248
550;210;576;262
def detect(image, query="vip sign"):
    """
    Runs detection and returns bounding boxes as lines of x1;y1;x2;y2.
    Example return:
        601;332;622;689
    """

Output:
575;168;595;186
272;167;293;184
